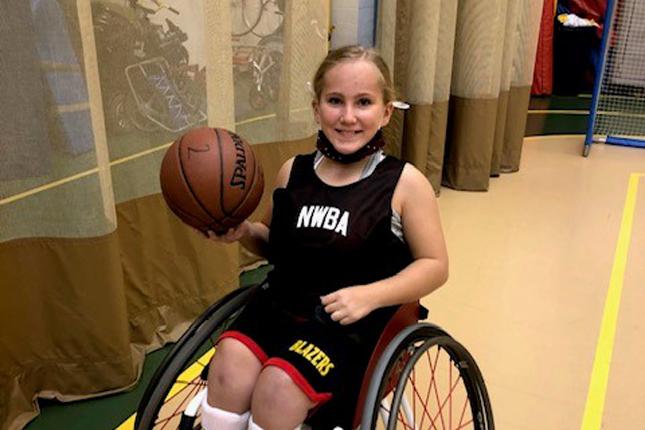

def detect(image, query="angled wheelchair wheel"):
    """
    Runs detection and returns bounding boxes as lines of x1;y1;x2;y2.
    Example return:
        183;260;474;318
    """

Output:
361;323;494;430
134;283;263;430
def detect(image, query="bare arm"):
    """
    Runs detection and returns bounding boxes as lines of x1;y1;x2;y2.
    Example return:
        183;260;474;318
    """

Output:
206;157;295;258
228;220;271;258
321;164;449;325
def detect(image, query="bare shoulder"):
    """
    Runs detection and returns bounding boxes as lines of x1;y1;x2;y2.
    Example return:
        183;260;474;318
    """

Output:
261;156;296;226
274;157;296;189
393;163;437;213
400;163;435;191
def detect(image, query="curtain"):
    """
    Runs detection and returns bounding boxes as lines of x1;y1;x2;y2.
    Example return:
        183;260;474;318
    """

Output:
0;0;328;428
532;0;555;95
377;0;544;192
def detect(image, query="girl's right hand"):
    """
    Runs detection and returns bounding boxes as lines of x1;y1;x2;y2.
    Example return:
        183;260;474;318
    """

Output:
205;221;250;243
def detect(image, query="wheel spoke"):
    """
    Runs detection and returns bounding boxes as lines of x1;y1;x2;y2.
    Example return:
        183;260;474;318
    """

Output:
157;380;204;428
449;359;453;429
390;342;484;430
457;394;470;429
136;286;257;430
397;347;438;430
431;374;466;428
142;302;492;430
428;347;442;426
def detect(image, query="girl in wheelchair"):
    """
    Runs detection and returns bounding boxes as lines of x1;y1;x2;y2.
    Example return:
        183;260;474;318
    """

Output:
202;45;449;430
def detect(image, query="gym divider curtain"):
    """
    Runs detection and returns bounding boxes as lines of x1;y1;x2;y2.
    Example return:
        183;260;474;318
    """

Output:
377;0;544;191
1;0;544;427
0;0;328;428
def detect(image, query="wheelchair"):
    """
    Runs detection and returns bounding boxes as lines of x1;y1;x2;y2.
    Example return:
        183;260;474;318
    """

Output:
135;280;494;429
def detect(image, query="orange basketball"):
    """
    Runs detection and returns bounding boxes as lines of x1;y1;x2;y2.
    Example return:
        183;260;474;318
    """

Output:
159;127;264;235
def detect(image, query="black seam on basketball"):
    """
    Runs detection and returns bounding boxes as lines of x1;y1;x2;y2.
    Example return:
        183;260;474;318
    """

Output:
164;193;212;228
165;192;227;232
229;151;260;219
215;128;232;217
162;142;211;227
177;130;221;224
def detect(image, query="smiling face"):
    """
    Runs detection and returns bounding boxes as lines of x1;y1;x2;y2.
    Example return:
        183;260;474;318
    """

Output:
313;60;393;155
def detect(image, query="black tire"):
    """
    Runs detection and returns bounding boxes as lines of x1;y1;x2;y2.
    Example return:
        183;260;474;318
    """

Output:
360;323;494;430
125;93;160;133
135;283;263;430
250;0;284;38
106;92;134;134
231;0;264;37
248;86;267;110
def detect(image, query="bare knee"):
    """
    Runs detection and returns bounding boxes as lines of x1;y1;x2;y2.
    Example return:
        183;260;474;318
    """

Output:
251;366;315;429
207;338;262;412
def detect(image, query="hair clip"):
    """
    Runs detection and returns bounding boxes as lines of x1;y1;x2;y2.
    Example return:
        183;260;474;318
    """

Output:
393;101;410;110
305;81;315;97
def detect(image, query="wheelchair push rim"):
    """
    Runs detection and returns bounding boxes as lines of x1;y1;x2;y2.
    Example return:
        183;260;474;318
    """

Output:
361;323;494;430
135;284;261;430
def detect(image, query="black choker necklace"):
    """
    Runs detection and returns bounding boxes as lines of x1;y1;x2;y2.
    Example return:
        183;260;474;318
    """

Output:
316;129;385;164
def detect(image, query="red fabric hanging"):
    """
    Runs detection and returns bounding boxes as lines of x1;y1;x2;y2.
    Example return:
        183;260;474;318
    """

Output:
532;0;554;95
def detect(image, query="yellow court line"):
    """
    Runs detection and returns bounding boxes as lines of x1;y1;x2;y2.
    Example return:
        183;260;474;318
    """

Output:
110;142;173;167
115;415;135;430
581;173;643;430
0;168;99;206
0;107;313;207
236;112;276;126
235;106;310;126
0;143;173;207
114;348;215;430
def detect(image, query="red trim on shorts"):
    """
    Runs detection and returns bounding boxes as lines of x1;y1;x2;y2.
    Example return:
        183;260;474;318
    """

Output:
218;330;269;363
264;357;333;405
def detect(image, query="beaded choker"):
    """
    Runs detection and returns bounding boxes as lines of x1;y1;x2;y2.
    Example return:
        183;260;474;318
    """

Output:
316;129;385;164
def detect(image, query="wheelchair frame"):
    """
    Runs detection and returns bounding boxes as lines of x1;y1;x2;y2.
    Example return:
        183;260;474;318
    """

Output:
135;282;494;429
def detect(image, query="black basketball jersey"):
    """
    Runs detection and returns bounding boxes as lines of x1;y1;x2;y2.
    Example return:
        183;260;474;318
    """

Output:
266;151;413;336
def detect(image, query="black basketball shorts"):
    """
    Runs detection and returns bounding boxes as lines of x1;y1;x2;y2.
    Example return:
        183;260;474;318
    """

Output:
218;289;373;406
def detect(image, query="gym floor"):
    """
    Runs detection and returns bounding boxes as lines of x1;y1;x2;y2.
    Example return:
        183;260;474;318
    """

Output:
427;135;645;429
25;98;645;429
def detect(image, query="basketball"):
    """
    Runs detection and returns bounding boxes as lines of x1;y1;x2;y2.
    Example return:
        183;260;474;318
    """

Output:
159;127;264;235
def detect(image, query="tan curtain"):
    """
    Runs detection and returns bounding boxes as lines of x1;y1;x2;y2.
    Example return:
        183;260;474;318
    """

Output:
0;0;328;428
377;0;543;192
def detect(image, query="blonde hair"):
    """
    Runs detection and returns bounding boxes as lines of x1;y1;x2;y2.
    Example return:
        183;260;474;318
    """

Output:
312;45;395;104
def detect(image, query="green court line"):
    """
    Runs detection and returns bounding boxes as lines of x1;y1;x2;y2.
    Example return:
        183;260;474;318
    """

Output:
528;110;589;115
0;108;310;207
581;173;643;430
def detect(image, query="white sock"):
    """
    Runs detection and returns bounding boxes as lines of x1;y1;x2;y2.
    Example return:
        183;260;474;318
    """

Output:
200;397;250;430
247;415;263;430
247;415;303;430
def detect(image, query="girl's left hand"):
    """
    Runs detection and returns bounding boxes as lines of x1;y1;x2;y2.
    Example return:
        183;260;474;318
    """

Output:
320;285;376;325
